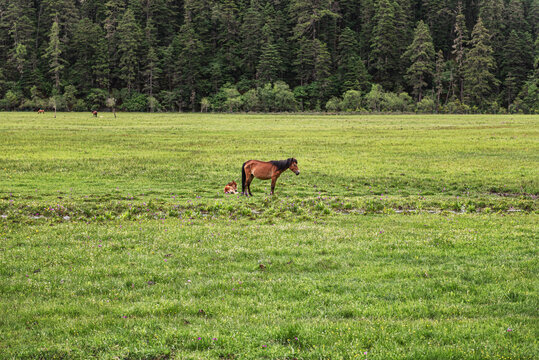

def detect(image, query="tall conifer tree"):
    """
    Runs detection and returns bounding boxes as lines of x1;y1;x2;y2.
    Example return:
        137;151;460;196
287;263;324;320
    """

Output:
70;18;108;91
5;0;35;78
370;0;408;91
174;20;206;111
451;2;467;101
116;9;141;93
403;21;435;101
434;50;445;109
338;27;369;92
463;18;499;107
291;0;338;85
241;0;265;77
257;24;283;84
43;19;64;91
502;30;534;106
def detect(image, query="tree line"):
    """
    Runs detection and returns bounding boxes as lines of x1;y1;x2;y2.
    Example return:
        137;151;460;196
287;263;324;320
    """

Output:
0;0;537;113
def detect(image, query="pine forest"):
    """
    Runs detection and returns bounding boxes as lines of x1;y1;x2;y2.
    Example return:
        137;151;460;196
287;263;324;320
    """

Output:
0;0;538;113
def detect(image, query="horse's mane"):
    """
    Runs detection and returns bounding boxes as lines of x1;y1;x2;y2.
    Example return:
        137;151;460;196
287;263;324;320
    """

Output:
270;158;297;171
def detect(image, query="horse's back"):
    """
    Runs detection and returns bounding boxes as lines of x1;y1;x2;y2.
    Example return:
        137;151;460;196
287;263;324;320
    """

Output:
244;160;274;180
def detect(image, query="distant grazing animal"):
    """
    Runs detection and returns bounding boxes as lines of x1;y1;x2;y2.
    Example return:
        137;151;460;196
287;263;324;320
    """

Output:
242;158;300;196
224;181;238;194
92;110;98;117
37;109;44;114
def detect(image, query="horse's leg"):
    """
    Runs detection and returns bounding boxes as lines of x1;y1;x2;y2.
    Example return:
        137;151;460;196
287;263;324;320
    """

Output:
243;172;252;196
242;164;249;195
247;175;254;196
270;174;280;195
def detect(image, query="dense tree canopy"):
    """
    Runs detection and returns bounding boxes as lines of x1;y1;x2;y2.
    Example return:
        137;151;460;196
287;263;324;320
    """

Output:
0;0;537;113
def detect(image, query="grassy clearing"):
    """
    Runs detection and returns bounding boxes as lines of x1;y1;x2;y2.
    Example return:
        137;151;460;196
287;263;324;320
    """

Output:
1;215;537;359
0;113;538;359
1;113;537;200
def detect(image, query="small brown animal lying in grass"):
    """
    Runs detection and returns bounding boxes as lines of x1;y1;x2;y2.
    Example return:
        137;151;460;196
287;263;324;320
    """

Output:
224;181;238;194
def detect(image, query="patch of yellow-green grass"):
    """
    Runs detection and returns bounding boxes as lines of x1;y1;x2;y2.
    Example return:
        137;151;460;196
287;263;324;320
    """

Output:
1;214;537;359
1;113;538;359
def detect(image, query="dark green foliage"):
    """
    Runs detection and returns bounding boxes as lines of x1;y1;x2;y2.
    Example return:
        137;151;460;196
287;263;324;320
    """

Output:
257;24;283;84
451;2;467;102
70;18;108;92
338;27;370;92
290;0;338;92
0;0;536;112
463;18;499;108
172;21;206;111
3;0;35;79
434;50;445;109
240;0;264;77
116;9;141;93
43;20;63;91
403;21;435;101
479;0;505;79
370;0;409;91
502;30;534;106
121;91;149;112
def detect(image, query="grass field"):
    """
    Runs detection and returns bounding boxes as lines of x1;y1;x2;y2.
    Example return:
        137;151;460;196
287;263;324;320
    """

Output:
0;112;538;359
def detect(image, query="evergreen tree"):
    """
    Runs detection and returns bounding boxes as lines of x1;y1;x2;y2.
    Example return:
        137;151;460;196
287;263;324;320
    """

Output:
93;35;110;90
479;0;505;76
479;0;504;36
339;0;362;33
294;37;332;86
257;24;283;84
263;2;290;79
434;50;445;109
530;0;539;37
144;46;159;102
240;0;265;77
338;27;369;92
463;18;499;107
104;0;126;86
42;0;79;44
116;9;142;93
211;0;241;82
312;38;332;84
80;0;108;24
504;0;529;35
403;21;435;101
370;0;408;91
70;18;108;91
535;35;539;77
104;0;125;39
502;30;534;106
358;0;376;61
451;2;467;101
173;21;206;111
291;0;338;85
421;0;456;54
43;19;64;91
4;0;35;78
142;19;160;101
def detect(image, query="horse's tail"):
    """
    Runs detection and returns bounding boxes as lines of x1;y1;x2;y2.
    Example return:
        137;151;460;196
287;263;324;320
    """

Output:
241;161;247;194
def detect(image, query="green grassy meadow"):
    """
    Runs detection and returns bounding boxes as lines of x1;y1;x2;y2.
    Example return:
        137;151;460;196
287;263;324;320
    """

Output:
0;113;538;359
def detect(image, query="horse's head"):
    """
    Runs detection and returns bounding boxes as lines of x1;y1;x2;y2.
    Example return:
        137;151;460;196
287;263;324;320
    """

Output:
288;158;300;175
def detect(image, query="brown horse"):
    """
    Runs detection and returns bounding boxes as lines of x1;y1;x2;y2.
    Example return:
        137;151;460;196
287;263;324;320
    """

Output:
92;110;98;117
242;158;300;196
224;181;238;194
37;109;45;114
